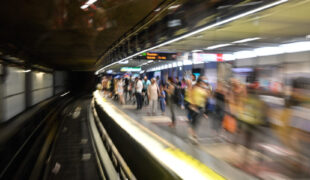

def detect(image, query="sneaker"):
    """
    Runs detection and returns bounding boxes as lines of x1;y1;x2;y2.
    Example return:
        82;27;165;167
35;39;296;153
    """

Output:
188;135;199;144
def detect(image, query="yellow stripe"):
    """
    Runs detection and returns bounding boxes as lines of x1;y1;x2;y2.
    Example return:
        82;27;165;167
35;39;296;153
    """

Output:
165;147;225;180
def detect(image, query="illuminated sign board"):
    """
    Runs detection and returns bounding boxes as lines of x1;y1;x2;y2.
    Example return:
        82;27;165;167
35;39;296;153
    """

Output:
193;53;223;64
120;67;141;72
136;52;177;60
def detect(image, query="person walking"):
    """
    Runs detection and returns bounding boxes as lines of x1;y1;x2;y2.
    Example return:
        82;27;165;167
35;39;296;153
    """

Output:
188;76;210;143
135;77;143;110
142;76;151;105
117;78;125;104
159;85;166;115
147;78;159;115
166;77;176;127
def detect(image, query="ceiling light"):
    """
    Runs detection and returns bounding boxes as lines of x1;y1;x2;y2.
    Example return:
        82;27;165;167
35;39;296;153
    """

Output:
148;60;154;63
254;47;283;56
81;0;97;9
222;54;236;61
234;51;257;59
81;4;89;9
280;41;310;53
232;37;261;44
154;8;161;12
168;4;180;9
205;44;231;50
118;60;128;64
192;50;203;53
95;0;288;74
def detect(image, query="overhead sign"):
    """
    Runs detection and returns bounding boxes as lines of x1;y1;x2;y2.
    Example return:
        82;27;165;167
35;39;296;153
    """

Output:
136;52;177;60
120;67;141;72
193;53;223;63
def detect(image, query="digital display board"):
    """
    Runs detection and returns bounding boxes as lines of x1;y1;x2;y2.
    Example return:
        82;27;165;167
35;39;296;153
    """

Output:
120;67;141;72
135;52;177;60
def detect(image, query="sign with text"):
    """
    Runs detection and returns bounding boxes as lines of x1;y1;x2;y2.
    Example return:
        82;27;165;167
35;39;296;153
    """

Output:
136;52;177;60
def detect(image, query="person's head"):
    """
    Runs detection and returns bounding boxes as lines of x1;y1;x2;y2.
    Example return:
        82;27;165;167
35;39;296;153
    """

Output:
156;76;160;80
144;76;148;80
135;77;139;81
151;78;156;84
197;76;208;87
167;77;173;83
160;85;164;91
176;77;179;82
192;74;196;81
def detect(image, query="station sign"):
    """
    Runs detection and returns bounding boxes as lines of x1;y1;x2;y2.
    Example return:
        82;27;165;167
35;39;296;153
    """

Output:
136;52;177;60
120;67;141;72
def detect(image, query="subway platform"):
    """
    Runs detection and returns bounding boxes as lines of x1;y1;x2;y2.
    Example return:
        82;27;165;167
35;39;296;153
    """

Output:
94;90;310;180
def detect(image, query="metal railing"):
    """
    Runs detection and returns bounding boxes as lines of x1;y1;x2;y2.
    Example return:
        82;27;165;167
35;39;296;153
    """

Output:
91;99;136;180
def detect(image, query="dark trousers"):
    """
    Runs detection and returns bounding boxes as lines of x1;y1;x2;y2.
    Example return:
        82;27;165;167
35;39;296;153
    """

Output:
189;107;203;129
135;92;142;109
167;96;176;123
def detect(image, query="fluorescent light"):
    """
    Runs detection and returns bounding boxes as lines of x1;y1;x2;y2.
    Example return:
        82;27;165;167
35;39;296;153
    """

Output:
223;54;236;61
81;0;97;9
148;60;154;63
254;47;284;56
280;41;310;53
168;4;180;9
81;4;88;9
154;8;161;12
118;60;128;64
205;44;231;50
192;50;203;53
95;0;287;74
232;37;261;44
234;51;257;59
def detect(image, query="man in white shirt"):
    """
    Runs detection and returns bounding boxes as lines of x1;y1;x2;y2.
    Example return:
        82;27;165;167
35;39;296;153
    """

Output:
148;78;159;115
135;77;143;109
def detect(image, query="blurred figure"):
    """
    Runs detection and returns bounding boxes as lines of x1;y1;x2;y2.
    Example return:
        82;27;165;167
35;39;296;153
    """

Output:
213;80;226;134
192;74;197;85
147;78;159;116
142;76;151;106
156;76;161;86
184;78;193;122
135;77;143;110
124;77;130;103
117;78;125;104
175;77;185;109
188;76;210;143
159;85;166;115
166;77;176;127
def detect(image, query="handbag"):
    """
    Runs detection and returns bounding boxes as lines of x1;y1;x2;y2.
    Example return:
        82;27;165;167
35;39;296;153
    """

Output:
222;114;237;133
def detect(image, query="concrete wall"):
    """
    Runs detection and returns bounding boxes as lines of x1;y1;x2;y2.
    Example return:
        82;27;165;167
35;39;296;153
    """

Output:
3;67;26;120
0;65;69;122
31;72;53;105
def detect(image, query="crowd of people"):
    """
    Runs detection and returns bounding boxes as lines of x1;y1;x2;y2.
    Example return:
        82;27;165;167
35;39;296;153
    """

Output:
98;73;310;164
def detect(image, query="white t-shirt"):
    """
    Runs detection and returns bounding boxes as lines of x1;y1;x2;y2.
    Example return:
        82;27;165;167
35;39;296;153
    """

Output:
136;80;143;93
148;84;159;100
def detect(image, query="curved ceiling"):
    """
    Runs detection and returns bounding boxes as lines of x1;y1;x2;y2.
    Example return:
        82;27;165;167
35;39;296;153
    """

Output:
0;0;165;70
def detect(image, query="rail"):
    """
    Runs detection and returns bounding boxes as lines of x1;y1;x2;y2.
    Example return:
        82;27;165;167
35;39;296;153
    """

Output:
90;99;136;180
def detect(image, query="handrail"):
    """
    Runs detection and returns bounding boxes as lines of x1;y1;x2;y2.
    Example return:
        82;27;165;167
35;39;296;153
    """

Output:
91;99;136;180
